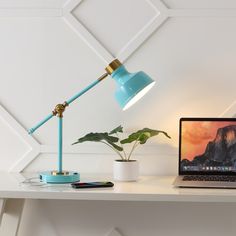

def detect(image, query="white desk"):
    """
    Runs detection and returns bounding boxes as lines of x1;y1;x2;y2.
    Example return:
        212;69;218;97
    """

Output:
1;172;236;235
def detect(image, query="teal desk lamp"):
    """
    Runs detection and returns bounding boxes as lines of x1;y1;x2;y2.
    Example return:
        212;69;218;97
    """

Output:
28;59;155;183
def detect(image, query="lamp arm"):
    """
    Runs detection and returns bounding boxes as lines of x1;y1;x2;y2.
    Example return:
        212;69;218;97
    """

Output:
66;72;108;105
28;72;109;135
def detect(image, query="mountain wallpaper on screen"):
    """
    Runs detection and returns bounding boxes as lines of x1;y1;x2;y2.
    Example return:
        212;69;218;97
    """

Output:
181;125;236;169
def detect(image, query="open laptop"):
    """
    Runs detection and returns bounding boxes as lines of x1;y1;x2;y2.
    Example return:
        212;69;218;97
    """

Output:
173;117;236;188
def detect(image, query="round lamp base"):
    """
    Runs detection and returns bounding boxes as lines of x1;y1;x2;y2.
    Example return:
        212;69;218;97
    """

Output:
39;171;80;183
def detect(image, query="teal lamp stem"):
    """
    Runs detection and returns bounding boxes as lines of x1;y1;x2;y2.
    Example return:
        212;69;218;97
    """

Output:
28;59;155;184
58;117;63;173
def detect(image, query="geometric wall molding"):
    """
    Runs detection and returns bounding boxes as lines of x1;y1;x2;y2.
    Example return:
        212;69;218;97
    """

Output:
1;0;236;63
63;0;114;64
0;104;40;172
63;0;168;63
0;9;62;17
0;0;236;172
116;0;168;62
167;9;236;17
62;0;236;63
0;0;63;17
219;100;236;118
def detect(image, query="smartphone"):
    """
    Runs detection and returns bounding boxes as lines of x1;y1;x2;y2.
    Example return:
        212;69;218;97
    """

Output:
71;181;114;189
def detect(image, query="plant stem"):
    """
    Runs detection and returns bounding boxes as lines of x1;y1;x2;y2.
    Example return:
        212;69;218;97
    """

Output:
100;141;124;160
127;140;140;161
127;133;144;161
116;132;127;160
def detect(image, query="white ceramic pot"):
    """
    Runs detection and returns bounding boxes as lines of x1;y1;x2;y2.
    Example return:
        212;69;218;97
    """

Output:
113;160;139;181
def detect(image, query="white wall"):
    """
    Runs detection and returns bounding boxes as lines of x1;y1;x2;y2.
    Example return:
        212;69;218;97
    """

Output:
0;0;236;235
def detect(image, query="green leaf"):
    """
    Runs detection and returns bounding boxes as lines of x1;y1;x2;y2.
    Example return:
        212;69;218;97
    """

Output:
120;128;171;145
106;140;123;152
109;125;123;135
72;132;123;151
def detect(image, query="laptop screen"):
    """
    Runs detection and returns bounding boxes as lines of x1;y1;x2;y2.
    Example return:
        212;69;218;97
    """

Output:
179;118;236;175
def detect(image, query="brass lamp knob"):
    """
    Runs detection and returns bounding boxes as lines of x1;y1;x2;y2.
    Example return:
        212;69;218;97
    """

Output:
53;102;68;117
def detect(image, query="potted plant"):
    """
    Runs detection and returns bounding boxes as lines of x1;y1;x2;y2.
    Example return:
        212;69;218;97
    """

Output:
72;126;170;181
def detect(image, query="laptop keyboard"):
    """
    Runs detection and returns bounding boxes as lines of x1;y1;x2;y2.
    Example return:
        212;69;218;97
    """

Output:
183;175;236;182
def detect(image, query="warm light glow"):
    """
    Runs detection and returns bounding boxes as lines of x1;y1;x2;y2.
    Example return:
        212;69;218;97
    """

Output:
123;81;155;111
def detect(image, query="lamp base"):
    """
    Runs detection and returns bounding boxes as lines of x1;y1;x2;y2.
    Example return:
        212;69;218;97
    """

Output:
39;171;80;183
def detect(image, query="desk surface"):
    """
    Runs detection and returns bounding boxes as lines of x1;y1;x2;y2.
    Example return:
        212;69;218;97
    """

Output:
1;172;236;202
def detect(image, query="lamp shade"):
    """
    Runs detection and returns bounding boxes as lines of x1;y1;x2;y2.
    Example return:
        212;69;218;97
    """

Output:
111;65;155;110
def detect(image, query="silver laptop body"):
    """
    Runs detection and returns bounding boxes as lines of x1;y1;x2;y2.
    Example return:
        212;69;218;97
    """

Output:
173;117;236;188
